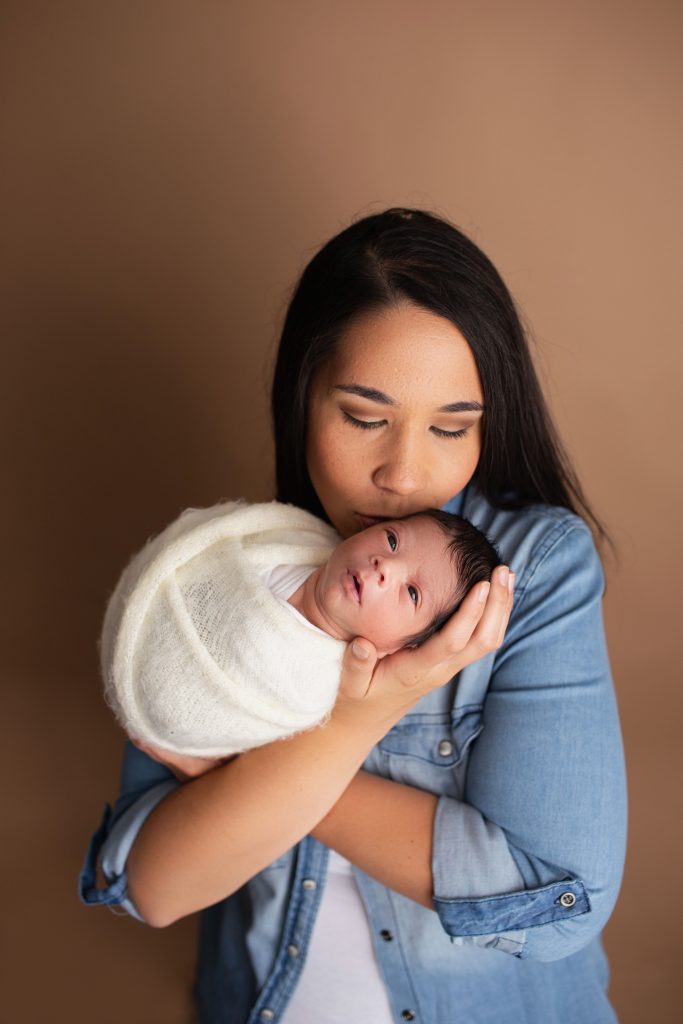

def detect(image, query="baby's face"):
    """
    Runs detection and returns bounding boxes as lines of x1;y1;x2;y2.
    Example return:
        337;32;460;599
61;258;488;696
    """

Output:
312;516;458;656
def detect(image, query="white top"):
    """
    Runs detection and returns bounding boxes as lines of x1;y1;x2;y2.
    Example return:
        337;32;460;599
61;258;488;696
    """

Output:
258;563;324;629
267;567;394;1023
280;850;395;1024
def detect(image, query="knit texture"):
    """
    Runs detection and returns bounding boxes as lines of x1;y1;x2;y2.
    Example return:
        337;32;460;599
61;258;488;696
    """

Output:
100;500;345;757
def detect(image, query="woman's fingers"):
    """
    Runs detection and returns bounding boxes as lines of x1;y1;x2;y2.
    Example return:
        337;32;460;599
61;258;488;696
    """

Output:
495;568;515;646
439;577;493;657
391;566;514;689
468;565;515;655
398;576;491;682
333;567;514;726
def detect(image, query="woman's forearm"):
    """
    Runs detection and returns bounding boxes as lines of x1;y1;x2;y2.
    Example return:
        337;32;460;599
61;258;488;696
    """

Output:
127;580;512;927
127;715;389;926
311;771;438;909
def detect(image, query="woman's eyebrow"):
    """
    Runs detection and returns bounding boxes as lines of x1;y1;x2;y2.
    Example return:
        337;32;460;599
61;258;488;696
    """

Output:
333;383;396;405
333;384;483;413
438;400;484;413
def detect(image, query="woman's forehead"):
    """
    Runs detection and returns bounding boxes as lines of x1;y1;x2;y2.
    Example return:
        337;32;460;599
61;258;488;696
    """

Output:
326;303;483;402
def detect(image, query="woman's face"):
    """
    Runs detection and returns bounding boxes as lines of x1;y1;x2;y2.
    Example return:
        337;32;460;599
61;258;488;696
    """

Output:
306;302;484;538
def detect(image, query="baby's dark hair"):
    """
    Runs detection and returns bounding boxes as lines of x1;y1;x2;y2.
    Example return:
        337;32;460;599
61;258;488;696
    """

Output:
398;509;502;649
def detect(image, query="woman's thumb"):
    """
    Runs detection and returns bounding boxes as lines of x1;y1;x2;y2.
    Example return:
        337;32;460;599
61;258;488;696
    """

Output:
340;638;378;700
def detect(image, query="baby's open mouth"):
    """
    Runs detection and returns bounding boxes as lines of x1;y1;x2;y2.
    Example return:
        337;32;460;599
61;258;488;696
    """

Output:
346;571;362;603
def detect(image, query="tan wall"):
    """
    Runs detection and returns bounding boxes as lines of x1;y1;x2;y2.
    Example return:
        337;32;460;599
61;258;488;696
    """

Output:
3;2;681;1020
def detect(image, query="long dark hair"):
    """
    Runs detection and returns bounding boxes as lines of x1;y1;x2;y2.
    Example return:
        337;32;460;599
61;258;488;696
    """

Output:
271;208;607;545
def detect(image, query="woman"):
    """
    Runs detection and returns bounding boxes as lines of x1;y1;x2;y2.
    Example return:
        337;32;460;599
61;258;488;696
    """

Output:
80;208;627;1023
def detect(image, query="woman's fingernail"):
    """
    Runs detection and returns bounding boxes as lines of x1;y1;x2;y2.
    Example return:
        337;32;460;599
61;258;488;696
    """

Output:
352;640;370;660
478;581;490;602
508;571;515;593
498;567;510;587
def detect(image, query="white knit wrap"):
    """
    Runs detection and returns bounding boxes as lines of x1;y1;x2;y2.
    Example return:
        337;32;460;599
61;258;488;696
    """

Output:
100;500;346;757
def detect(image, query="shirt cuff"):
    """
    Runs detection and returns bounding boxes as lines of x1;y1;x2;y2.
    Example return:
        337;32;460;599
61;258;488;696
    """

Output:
432;794;526;898
431;795;591;956
78;780;177;921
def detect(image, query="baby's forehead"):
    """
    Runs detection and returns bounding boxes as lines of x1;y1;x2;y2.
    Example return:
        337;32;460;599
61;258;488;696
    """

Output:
400;514;446;545
400;515;457;569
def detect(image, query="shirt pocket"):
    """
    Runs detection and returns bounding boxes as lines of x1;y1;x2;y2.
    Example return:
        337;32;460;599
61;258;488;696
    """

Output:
377;707;483;798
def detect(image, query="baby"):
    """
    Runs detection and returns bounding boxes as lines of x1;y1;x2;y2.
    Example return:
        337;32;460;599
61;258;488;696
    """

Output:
101;500;499;759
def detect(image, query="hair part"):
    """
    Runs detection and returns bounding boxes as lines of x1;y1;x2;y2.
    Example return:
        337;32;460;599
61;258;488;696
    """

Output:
397;509;502;649
271;207;610;549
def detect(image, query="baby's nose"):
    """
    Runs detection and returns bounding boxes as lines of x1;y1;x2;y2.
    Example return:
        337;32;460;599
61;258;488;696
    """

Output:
372;556;386;584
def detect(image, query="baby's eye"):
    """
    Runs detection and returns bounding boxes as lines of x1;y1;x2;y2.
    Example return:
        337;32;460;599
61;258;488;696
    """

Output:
386;530;397;551
407;585;418;605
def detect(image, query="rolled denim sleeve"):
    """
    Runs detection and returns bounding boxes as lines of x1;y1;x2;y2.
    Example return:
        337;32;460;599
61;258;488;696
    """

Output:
432;520;627;961
78;740;180;921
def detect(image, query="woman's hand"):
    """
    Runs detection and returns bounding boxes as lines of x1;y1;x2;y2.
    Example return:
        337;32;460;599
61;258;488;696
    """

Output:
130;737;236;782
335;565;514;729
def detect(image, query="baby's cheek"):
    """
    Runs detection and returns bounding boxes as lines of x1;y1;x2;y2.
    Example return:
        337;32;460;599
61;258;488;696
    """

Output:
365;609;403;649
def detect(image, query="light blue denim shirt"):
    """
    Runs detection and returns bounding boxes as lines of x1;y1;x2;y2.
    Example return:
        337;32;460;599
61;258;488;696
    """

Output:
80;486;627;1023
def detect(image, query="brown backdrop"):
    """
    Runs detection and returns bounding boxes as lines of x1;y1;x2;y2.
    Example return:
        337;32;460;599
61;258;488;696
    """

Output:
3;2;681;1021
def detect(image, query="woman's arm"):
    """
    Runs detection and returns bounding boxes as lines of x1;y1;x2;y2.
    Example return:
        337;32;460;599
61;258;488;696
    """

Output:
312;520;627;962
311;770;438;908
121;568;512;926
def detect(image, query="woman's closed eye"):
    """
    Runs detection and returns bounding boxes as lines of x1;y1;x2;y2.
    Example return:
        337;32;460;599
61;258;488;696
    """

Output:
343;410;470;439
430;425;470;439
343;411;385;430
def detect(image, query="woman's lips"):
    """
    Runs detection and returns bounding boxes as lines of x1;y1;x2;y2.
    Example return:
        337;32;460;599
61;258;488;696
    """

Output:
355;513;391;529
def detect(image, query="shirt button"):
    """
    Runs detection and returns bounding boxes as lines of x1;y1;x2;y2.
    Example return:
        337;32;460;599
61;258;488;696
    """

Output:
401;1011;416;1021
260;1011;275;1021
559;892;576;908
438;739;453;757
287;944;300;957
380;928;394;941
302;878;317;890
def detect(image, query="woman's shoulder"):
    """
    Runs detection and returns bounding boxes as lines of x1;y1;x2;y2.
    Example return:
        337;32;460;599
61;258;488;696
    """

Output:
461;486;599;583
461;488;609;686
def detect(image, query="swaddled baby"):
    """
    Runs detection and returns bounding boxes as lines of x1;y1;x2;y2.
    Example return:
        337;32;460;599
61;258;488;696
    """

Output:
101;501;499;758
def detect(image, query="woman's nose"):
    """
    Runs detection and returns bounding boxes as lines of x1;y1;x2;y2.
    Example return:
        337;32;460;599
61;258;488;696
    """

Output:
371;431;427;496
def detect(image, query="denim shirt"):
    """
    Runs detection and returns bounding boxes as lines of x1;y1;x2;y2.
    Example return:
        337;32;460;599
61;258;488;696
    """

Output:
79;486;627;1024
